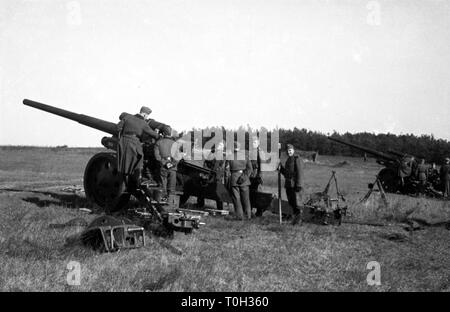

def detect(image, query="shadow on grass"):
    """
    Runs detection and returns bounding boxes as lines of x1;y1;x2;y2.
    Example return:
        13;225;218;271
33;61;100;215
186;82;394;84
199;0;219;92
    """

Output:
142;266;182;291
0;188;93;209
1;236;95;261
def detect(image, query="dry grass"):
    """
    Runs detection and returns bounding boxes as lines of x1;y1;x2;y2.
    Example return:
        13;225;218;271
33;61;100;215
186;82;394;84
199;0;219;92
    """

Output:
0;147;449;292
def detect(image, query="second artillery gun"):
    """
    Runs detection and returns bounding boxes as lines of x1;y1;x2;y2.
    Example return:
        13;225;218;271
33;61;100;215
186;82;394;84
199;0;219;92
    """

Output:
328;136;442;197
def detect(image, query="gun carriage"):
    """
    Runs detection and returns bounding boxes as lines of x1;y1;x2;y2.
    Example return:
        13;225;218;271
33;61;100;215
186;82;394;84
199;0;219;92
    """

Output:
328;136;442;197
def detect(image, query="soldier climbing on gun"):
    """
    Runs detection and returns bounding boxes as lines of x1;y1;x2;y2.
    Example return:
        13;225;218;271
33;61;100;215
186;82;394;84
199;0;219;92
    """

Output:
117;106;159;191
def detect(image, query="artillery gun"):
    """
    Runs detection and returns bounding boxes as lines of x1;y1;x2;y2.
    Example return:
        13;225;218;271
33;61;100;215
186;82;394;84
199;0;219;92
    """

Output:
23;99;235;235
327;136;442;197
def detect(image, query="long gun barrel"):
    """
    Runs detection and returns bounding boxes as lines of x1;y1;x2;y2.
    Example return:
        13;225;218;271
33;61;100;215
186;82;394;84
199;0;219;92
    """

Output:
23;99;118;136
327;136;397;162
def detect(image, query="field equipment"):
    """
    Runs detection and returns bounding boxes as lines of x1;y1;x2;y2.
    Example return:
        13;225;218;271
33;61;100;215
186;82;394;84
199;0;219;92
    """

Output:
360;175;389;207
81;215;145;252
328;136;443;198
302;171;347;225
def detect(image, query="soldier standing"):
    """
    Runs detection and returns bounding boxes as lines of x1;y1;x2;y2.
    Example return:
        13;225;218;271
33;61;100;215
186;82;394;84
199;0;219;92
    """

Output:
249;136;267;216
197;141;226;209
117;107;159;190
278;144;305;225
249;136;264;191
154;126;178;201
440;157;450;198
226;142;253;220
416;158;428;185
416;158;429;194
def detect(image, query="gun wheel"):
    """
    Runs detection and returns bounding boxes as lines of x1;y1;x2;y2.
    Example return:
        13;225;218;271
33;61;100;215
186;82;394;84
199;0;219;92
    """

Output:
84;152;129;213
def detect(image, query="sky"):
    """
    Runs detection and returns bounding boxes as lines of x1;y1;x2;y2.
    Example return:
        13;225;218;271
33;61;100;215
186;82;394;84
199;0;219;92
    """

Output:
1;0;449;146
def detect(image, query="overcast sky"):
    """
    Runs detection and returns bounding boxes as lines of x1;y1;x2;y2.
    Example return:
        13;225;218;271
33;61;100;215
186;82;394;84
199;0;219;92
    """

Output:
1;0;449;146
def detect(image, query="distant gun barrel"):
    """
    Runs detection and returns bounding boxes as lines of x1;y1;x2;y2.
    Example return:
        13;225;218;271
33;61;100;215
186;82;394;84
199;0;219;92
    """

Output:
387;149;416;159
327;136;397;162
23;99;118;136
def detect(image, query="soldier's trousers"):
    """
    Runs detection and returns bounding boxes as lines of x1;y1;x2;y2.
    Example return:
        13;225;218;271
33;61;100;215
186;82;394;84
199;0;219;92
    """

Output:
159;167;177;196
444;179;450;197
231;185;251;219
286;187;303;215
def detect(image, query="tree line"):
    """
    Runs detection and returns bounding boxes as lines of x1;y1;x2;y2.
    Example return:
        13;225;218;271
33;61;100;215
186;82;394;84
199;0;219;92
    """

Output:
180;126;450;164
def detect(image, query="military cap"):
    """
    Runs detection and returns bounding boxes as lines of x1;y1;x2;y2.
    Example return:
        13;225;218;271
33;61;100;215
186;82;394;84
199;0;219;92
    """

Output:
286;144;294;150
140;106;152;115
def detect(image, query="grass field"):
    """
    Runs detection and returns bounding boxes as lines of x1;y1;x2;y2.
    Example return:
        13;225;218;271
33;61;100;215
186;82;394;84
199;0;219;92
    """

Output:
0;146;449;291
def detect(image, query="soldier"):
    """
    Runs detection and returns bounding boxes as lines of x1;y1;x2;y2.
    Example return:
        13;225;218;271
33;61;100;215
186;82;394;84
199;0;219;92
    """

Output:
117;107;159;190
225;142;253;220
154;125;178;201
410;156;418;180
197;141;226;209
278;144;305;225
416;158;428;185
142;119;170;183
399;156;413;186
249;136;264;191
440;157;450;198
416;158;429;194
249;136;267;216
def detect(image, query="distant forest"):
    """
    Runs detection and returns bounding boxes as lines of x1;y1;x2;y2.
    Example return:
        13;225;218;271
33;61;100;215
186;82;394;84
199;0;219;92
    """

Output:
185;126;450;164
279;128;450;164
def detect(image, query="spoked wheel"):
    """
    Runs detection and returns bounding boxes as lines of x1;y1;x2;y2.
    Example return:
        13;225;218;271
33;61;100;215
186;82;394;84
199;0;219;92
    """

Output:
83;152;129;213
378;168;399;193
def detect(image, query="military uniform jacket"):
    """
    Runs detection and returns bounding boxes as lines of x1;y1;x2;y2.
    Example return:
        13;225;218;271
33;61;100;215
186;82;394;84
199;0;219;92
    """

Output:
154;137;178;170
280;155;304;189
416;164;429;181
204;151;226;181
249;148;265;178
226;154;253;187
116;113;159;175
440;164;450;180
118;113;159;141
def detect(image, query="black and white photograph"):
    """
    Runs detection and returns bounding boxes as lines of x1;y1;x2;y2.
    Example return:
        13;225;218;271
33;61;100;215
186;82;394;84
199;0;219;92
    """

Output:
0;0;449;298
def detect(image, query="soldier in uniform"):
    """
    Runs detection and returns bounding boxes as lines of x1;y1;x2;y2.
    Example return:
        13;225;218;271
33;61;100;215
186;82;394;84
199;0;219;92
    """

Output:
410;156;418;180
440;157;450;198
142;119;170;183
416;158;429;194
197;141;226;209
225;142;253;220
399;156;413;186
249;136;267;216
249;136;264;191
278;144;305;225
154;126;178;201
117;106;159;190
416;158;428;185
